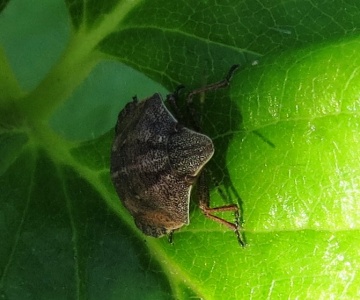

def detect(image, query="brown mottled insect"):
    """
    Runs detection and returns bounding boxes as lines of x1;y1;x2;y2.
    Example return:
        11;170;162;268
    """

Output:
110;65;245;246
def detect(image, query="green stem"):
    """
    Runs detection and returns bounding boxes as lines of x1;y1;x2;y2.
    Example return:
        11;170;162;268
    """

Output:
18;0;143;124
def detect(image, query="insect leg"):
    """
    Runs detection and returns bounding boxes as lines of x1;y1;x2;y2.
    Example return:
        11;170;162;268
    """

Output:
185;64;240;132
186;64;239;105
197;170;246;247
168;231;174;244
166;85;187;123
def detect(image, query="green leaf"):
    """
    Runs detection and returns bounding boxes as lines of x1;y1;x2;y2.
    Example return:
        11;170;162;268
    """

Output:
0;0;10;13
230;37;360;231
1;0;360;299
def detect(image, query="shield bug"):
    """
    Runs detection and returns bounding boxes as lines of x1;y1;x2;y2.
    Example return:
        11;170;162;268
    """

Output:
110;65;245;246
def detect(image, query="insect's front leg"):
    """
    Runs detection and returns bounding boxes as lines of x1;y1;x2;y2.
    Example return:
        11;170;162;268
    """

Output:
186;64;239;105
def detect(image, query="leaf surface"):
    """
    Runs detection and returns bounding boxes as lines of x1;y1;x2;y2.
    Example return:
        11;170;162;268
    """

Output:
1;0;360;299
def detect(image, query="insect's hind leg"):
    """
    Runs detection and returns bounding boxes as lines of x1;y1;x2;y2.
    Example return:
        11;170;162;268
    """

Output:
197;169;246;247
